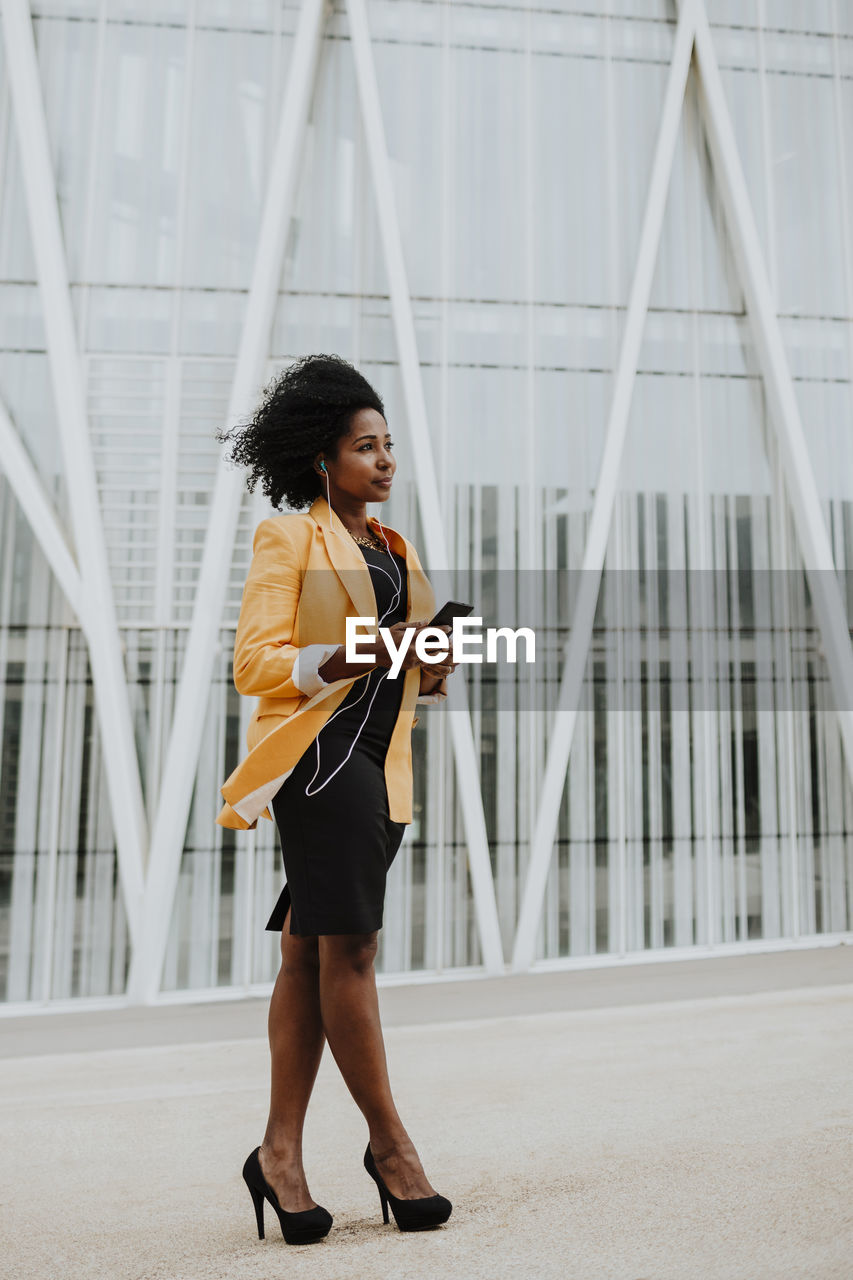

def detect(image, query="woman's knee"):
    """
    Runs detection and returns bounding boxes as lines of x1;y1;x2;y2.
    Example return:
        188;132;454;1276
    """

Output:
280;919;320;975
320;932;378;975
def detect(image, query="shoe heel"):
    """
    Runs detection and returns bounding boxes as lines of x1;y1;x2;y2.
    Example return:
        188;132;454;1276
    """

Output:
363;1142;452;1232
242;1147;332;1246
244;1175;265;1239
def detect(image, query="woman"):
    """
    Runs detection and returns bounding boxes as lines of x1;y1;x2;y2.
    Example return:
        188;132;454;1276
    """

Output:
217;354;456;1245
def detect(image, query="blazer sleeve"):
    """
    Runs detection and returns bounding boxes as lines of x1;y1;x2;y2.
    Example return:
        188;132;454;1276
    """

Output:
233;518;338;699
416;678;448;705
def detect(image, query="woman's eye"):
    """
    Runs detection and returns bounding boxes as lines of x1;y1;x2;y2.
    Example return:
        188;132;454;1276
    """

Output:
361;442;394;450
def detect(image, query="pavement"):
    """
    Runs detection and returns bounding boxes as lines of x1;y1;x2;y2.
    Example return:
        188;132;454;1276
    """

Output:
1;944;851;1280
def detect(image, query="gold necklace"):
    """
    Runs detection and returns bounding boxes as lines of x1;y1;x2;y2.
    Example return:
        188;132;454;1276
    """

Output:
349;528;387;552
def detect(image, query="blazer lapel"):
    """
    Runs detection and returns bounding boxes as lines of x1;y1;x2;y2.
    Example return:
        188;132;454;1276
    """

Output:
307;494;435;628
308;494;378;623
366;510;439;627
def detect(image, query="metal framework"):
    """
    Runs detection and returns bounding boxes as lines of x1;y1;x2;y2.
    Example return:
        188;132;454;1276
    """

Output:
0;393;83;621
511;0;699;970
1;0;851;1003
125;0;330;1003
512;0;853;970
345;0;504;976
1;0;147;944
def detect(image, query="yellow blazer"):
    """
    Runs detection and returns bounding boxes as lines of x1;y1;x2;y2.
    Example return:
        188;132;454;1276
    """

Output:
216;494;446;830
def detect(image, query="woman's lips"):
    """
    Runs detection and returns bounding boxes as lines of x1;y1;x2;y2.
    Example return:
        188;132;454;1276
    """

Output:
374;478;393;487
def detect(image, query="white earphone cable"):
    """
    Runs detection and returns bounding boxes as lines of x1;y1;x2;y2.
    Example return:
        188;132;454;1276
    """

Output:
301;465;404;796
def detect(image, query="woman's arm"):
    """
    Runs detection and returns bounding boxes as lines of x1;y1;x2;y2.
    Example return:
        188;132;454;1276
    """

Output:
319;631;450;701
233;519;326;698
418;670;445;695
417;666;449;704
417;620;452;702
318;618;433;686
317;644;380;684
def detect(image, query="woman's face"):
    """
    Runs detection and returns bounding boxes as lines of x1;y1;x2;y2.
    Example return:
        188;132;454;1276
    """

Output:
318;407;396;505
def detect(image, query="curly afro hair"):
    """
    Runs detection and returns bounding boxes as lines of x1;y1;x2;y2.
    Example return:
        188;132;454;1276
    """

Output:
219;353;386;511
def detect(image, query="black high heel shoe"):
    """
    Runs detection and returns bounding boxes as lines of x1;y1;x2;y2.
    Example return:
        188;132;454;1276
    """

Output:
363;1143;452;1232
242;1147;332;1245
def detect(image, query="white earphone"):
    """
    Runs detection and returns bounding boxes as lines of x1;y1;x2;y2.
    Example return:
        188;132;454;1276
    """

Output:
300;459;404;796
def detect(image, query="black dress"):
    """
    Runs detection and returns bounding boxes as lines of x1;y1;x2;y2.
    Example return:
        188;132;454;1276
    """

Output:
265;542;409;936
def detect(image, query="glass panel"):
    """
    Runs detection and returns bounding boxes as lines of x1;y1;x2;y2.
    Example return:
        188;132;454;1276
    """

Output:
32;2;100;16
86;288;173;353
0;486;128;1001
87;21;187;285
285;38;360;298
0;118;38;287
768;71;846;317
112;0;188;21
173;359;234;622
180;289;247;357
0;284;45;351
34;16;99;281
181;26;278;289
0;352;70;530
87;356;167;625
194;0;273;30
161;632;282;991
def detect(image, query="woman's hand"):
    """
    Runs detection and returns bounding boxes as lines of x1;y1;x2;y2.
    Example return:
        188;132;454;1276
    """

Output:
320;622;458;683
372;621;423;670
419;660;456;679
411;622;457;681
373;621;457;679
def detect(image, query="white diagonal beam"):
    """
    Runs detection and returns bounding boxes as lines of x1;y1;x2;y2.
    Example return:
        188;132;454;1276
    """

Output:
126;0;330;1003
345;0;504;973
0;396;83;619
511;0;700;972
688;2;853;785
1;0;146;941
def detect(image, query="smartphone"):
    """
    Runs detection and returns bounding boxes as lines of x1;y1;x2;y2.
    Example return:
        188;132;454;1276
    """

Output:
428;600;475;629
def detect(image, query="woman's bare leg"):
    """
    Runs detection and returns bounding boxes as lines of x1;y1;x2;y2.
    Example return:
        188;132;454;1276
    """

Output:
258;907;326;1211
317;931;436;1200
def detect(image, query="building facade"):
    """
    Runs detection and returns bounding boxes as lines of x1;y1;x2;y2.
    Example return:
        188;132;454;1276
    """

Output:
1;0;852;1007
